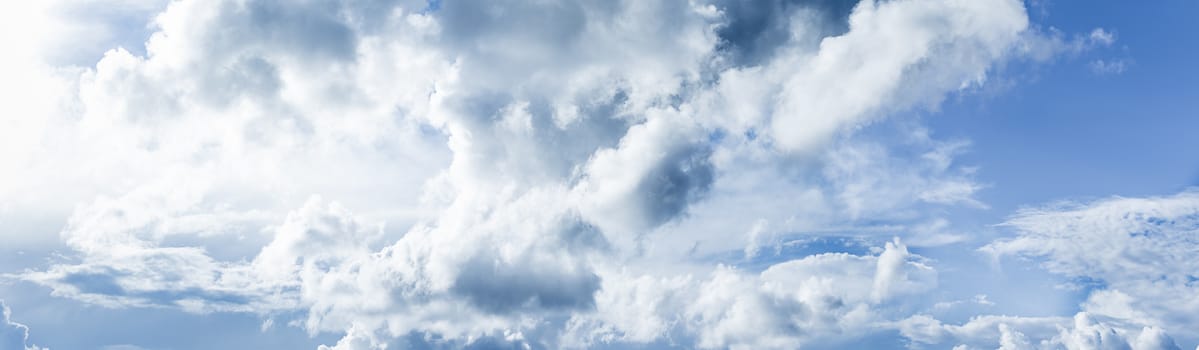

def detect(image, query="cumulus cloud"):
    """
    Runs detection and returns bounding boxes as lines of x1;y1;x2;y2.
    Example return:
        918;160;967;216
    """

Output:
0;0;1130;348
558;238;935;349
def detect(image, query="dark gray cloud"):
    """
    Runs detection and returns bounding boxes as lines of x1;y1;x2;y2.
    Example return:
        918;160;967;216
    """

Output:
452;254;600;314
634;144;714;228
714;0;858;66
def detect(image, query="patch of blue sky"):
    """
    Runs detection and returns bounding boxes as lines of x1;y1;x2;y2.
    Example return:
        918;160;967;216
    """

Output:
707;235;875;272
928;1;1199;217
423;0;442;13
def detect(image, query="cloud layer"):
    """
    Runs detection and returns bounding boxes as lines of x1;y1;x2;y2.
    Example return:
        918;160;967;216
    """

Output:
0;0;1187;349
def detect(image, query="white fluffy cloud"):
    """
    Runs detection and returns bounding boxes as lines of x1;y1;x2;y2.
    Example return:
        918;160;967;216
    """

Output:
0;0;1139;348
690;239;935;349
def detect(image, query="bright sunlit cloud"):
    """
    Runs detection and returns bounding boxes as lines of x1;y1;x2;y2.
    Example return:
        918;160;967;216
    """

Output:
1;1;1196;349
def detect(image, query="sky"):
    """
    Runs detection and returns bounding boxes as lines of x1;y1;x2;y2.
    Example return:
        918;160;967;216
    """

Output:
1;0;1197;349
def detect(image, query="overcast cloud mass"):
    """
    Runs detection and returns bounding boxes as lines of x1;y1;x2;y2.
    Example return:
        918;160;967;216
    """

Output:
1;0;1197;349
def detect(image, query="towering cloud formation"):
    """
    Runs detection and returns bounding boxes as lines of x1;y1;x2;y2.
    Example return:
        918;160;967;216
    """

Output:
0;0;1174;349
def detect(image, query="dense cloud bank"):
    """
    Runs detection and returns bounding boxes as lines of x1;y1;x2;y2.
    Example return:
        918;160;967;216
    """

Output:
0;0;1190;349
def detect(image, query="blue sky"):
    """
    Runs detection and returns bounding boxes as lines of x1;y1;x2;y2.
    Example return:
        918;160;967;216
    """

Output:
934;0;1199;211
1;1;1198;349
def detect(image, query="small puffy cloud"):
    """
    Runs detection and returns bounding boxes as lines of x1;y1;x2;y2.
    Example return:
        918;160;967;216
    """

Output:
1135;327;1183;350
1089;28;1117;46
1058;312;1134;350
316;326;384;350
1090;59;1131;75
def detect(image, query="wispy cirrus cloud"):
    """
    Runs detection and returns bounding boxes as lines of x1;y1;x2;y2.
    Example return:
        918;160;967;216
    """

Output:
1;301;45;350
984;190;1199;345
